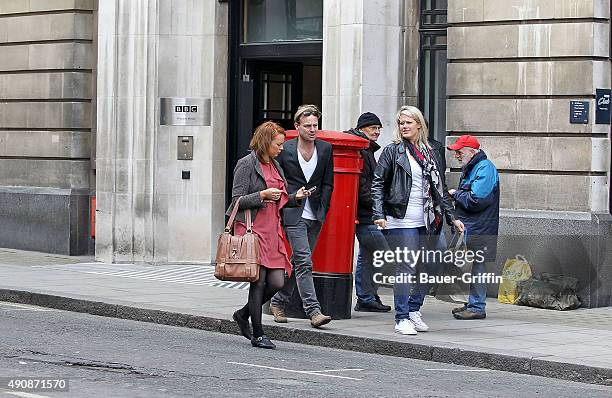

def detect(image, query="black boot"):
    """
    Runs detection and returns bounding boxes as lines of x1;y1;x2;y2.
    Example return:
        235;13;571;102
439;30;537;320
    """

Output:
355;299;391;312
233;309;252;340
251;334;276;349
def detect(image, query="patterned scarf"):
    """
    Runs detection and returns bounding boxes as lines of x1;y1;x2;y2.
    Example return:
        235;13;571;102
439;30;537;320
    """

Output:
406;141;444;234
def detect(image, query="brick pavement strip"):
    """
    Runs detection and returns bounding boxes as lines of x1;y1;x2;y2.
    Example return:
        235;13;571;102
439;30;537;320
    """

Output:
1;288;612;386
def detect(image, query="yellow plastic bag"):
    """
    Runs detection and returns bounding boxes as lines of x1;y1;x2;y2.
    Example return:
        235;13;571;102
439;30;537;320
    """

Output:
497;255;532;304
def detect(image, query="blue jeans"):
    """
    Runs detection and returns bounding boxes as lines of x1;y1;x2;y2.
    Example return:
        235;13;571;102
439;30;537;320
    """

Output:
466;258;487;313
355;224;390;303
406;231;447;313
382;227;425;321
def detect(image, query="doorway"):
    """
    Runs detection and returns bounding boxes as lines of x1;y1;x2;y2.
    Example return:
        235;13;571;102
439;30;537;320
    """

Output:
226;1;323;205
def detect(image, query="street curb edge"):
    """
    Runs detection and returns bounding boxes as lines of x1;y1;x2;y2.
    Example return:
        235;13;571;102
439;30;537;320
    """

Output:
1;288;611;386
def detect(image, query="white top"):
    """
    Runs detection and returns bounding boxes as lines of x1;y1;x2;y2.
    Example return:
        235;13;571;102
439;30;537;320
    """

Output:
386;153;426;229
298;146;318;221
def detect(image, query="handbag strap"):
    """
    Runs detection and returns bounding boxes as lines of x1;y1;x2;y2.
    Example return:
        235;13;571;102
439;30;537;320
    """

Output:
225;196;254;233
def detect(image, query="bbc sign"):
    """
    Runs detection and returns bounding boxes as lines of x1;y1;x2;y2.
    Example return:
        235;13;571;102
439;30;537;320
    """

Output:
175;105;198;113
160;98;210;126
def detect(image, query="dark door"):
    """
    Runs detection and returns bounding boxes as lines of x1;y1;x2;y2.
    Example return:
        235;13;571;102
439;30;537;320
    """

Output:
250;61;303;131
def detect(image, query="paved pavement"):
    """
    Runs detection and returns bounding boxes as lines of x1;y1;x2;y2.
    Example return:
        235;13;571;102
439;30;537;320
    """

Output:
0;248;611;385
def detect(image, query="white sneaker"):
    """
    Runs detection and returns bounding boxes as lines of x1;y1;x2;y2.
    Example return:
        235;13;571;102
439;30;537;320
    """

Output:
394;319;417;335
408;311;429;332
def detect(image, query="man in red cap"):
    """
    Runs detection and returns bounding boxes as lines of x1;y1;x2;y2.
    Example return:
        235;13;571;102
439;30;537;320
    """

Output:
447;135;500;320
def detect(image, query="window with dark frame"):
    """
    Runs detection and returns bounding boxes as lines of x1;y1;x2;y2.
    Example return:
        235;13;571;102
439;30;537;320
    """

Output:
418;0;448;145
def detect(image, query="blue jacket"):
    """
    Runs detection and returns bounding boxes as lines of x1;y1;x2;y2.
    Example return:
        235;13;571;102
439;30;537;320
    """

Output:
453;150;500;262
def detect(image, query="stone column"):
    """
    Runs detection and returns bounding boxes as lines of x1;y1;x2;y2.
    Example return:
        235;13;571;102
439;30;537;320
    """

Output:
446;0;612;307
95;0;228;264
322;0;417;147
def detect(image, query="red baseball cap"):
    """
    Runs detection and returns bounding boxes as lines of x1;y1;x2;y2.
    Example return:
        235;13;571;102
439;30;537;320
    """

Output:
447;135;480;150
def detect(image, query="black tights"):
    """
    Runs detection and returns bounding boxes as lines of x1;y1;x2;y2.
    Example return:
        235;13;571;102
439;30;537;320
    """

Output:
239;267;284;338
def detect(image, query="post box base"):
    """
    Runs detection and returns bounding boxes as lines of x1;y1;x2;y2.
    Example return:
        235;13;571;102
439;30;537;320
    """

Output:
263;272;353;320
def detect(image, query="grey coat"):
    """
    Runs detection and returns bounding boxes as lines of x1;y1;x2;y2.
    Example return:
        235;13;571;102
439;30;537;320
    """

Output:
226;151;301;223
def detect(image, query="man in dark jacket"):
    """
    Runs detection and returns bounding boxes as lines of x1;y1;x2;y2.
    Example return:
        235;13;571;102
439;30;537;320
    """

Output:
346;112;392;312
447;135;500;320
270;104;334;328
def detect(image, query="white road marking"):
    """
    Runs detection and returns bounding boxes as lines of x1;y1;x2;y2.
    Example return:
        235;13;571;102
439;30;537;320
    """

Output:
227;361;363;381
425;368;491;372
302;368;364;373
3;392;51;398
0;303;54;312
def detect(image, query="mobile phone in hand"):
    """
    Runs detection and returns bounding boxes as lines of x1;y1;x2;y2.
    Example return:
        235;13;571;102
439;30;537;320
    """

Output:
306;186;317;194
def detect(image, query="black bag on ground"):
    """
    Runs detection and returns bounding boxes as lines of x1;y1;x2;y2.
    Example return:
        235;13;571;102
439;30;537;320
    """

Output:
516;273;581;311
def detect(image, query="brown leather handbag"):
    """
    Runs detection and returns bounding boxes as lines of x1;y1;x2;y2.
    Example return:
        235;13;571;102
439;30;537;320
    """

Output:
214;197;261;282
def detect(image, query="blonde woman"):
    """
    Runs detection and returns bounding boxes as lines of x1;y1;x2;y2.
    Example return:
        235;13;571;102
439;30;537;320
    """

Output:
371;106;464;335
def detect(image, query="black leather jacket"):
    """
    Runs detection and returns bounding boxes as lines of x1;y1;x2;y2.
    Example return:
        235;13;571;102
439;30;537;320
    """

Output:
371;140;456;226
344;128;380;224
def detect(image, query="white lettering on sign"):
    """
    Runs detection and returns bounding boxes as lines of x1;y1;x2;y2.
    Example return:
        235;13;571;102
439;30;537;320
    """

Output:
174;105;198;113
598;95;610;106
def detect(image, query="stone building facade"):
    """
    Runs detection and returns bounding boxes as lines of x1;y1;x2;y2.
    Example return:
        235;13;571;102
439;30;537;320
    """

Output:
0;0;94;254
0;0;610;306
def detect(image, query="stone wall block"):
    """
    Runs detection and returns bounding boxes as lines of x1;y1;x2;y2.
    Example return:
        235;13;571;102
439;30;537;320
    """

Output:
546;175;591;211
591;138;610;173
550;137;595;171
549;23;597;57
116;35;147;98
322;25;340;97
28;43;93;70
191;35;215;97
448;0;484;23
0;0;29;14
6;13;93;42
591;176;609;212
594;22;610;57
117;0;147;36
158;35;192;97
0;131;90;158
323;0;340;28
517;24;553;58
0;46;29;71
0;19;7;43
555;0;598;18
484;0;555;21
26;0;95;12
593;61;612;89
448;26;518;59
363;0;400;26
447;99;517;132
447;63;483;95
339;0;364;25
517;99;595;133
167;193;212;262
362;24;401;96
0;72;91;99
337;24;363;97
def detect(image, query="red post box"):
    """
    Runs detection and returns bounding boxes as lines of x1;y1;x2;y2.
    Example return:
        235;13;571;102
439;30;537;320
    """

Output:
281;130;370;319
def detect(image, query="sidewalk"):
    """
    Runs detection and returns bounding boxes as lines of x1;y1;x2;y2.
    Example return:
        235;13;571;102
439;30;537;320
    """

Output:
0;248;611;385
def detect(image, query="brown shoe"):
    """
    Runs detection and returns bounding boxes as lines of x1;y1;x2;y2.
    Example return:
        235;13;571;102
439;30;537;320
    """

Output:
310;312;331;328
270;304;287;323
452;305;467;315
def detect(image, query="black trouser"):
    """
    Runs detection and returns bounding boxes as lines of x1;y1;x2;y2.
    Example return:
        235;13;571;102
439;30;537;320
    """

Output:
238;267;284;338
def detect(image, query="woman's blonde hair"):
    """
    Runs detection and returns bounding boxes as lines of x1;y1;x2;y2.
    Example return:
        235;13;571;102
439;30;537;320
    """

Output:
392;105;430;148
250;121;285;162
